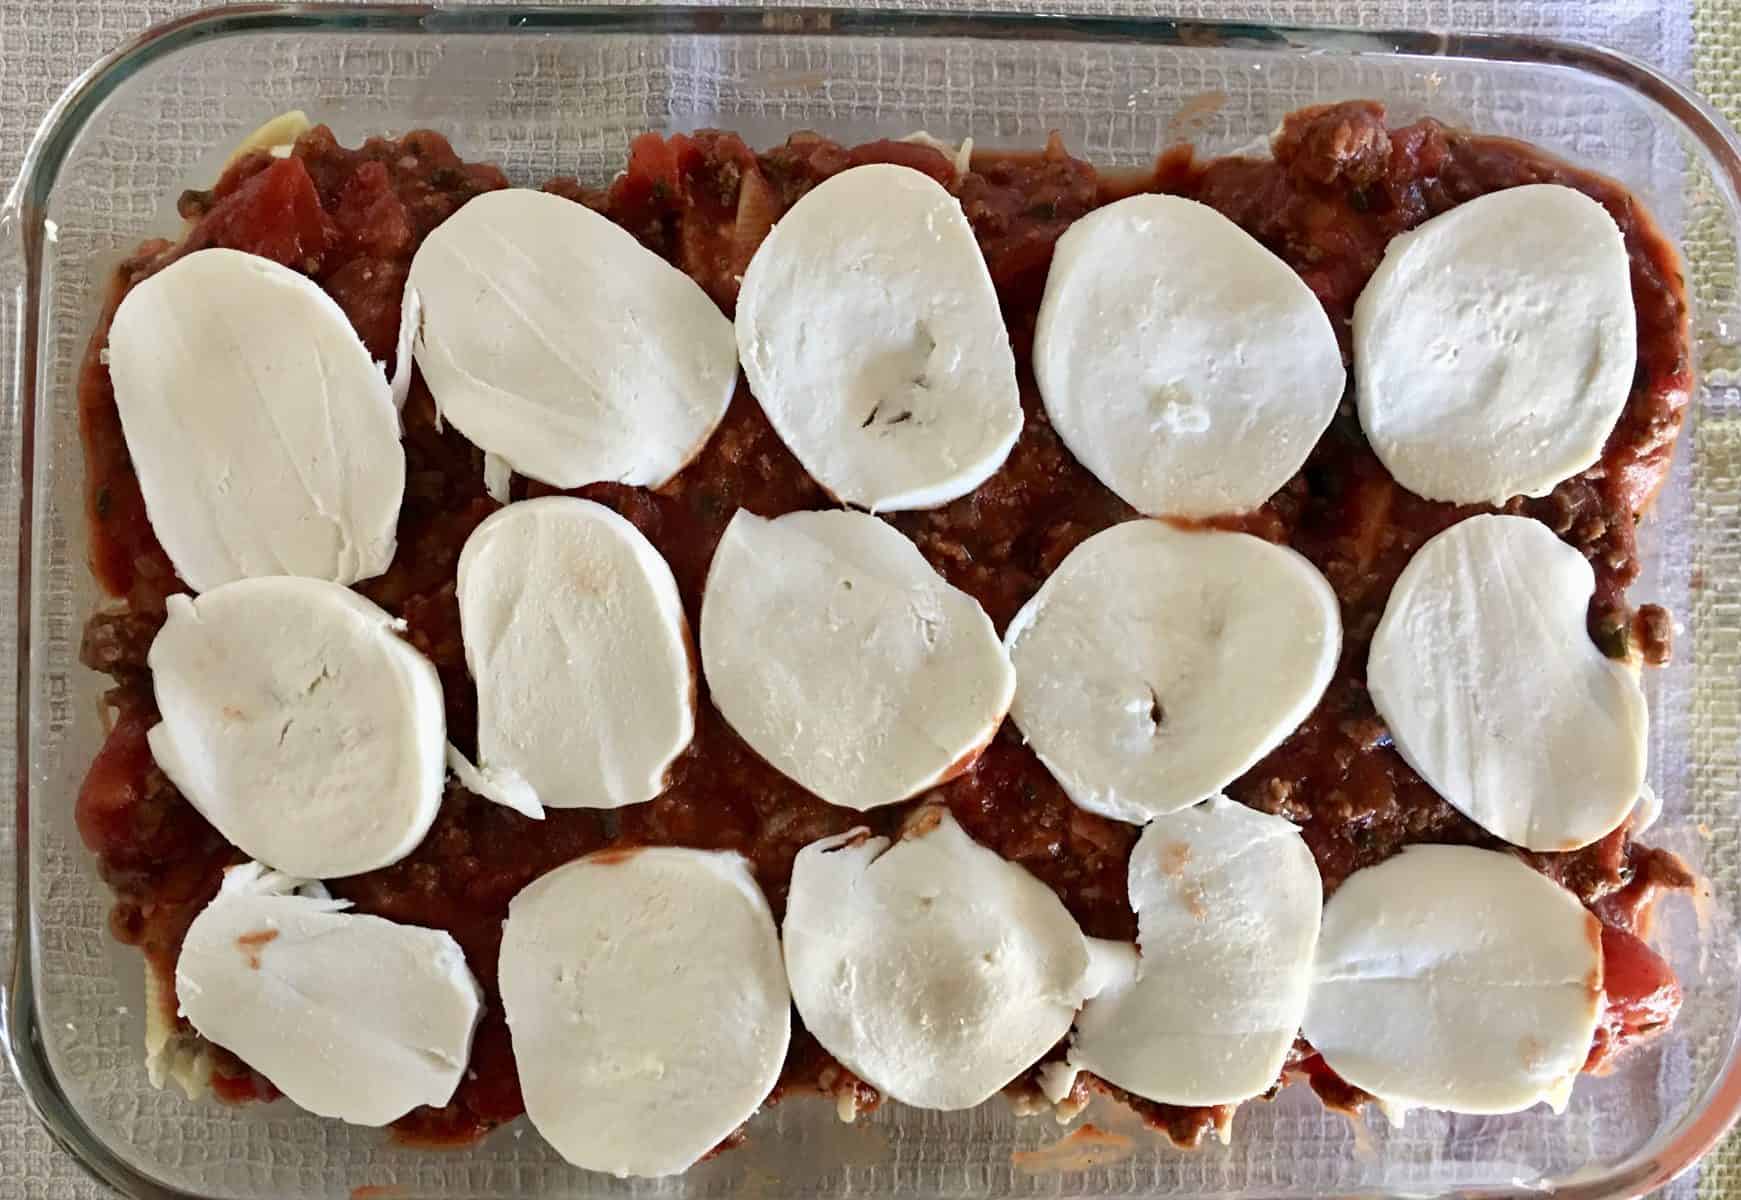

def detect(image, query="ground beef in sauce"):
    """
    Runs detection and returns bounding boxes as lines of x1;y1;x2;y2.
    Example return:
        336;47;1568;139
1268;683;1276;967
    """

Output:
75;99;1692;1148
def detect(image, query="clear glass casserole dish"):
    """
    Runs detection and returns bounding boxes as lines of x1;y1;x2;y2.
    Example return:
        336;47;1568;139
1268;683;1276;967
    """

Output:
6;5;1741;1197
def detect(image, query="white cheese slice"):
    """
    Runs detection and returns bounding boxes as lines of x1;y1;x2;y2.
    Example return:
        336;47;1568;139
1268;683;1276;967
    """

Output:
1067;796;1321;1106
700;508;1014;811
783;811;1096;1110
735;163;1022;511
1367;513;1647;851
1302;844;1604;1115
147;576;446;878
1004;520;1340;825
498;847;789;1178
175;861;483;1126
402;187;738;489
1352;184;1638;504
456;497;695;811
1033;193;1344;519
107;247;404;592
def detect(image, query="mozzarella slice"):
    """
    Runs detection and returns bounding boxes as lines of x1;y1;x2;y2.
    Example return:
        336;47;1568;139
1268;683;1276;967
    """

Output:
402;187;738;489
1353;184;1638;504
783;811;1096;1110
1005;520;1340;825
1302;844;1604;1115
735;163;1022;511
498;848;789;1177
107;248;403;592
700;509;1014;811
1066;797;1321;1106
1034;194;1344;518
146;576;446;878
457;497;695;811
176;862;482;1126
1367;513;1647;851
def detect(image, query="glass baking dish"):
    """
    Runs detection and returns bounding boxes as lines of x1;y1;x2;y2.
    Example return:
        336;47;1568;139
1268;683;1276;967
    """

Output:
6;5;1741;1197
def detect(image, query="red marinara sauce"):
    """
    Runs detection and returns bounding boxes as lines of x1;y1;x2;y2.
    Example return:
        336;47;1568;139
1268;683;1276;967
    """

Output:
75;100;1692;1149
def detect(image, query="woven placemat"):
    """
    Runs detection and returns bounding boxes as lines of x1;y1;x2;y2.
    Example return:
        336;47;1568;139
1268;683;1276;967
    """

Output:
1691;0;1741;1195
0;2;1715;1197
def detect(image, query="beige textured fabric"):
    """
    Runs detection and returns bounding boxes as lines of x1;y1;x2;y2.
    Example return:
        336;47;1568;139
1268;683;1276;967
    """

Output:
0;1;1712;1197
1695;4;1741;1195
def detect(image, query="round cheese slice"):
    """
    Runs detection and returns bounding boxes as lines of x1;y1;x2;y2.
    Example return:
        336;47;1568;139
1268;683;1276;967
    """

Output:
107;247;404;592
1067;796;1321;1106
176;862;482;1127
1353;184;1638;504
735;163;1022;512
498;847;789;1178
783;811;1096;1110
1302;844;1604;1115
1033;194;1344;518
1367;513;1648;851
402;187;738;490
457;497;695;811
700;508;1014;811
147;576;446;878
1004;520;1340;825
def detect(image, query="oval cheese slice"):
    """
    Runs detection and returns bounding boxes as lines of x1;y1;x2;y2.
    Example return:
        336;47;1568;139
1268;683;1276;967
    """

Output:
402;188;738;490
700;508;1014;811
107;247;404;592
1067;796;1321;1106
147;576;446;878
1034;194;1344;518
1302;844;1604;1115
498;847;789;1178
735;163;1022;511
1005;520;1340;825
1353;184;1638;504
457;497;695;810
176;861;482;1127
1367;513;1648;851
783;811;1095;1110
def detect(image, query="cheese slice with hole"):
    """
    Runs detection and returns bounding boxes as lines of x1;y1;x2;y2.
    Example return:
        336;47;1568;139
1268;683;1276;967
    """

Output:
1004;520;1340;825
457;497;695;810
401;187;738;489
783;811;1099;1110
1302;844;1604;1115
1034;194;1344;518
147;576;446;878
1066;796;1321;1106
735;163;1021;511
176;861;482;1126
1353;184;1638;504
108;247;404;592
1367;513;1647;851
700;508;1014;810
498;847;789;1177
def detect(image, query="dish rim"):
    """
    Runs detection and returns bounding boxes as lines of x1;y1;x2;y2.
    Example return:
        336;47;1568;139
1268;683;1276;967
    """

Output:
6;5;1741;1198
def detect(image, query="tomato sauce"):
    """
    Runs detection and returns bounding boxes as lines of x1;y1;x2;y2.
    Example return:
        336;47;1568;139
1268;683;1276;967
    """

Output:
75;100;1691;1147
